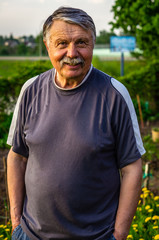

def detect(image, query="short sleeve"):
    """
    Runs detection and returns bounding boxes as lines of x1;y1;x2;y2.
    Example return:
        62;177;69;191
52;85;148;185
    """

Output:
8;92;29;157
7;76;38;158
110;78;145;169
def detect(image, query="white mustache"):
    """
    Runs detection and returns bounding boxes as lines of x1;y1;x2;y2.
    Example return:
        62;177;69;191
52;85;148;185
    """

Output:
60;57;84;67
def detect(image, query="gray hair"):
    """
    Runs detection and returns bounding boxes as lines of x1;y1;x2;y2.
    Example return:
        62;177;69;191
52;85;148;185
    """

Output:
43;7;96;45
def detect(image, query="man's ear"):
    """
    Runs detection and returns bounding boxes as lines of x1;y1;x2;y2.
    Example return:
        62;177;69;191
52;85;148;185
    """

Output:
43;40;49;51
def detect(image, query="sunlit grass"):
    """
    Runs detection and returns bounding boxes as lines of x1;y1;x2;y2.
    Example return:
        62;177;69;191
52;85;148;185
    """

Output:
0;58;145;79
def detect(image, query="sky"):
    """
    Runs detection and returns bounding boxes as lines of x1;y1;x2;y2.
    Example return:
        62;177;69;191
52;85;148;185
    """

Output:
0;0;115;37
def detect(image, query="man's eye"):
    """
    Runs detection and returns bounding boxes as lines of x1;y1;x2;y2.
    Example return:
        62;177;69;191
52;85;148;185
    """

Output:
78;41;85;45
60;42;66;45
57;41;67;47
76;40;88;47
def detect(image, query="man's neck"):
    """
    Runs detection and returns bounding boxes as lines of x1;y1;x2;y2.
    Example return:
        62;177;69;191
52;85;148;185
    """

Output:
55;74;84;89
54;65;93;90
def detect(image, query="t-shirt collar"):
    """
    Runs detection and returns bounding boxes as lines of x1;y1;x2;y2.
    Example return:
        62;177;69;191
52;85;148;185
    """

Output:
53;64;93;91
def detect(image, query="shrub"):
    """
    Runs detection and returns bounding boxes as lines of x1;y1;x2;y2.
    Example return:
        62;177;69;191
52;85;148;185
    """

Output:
0;61;52;112
132;98;153;122
119;59;159;112
0;113;13;148
142;135;159;163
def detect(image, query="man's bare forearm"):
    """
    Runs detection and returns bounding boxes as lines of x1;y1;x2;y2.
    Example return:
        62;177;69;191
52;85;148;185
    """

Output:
7;148;27;229
113;158;142;240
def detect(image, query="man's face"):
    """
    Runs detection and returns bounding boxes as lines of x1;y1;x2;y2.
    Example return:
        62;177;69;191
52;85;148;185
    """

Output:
44;20;94;85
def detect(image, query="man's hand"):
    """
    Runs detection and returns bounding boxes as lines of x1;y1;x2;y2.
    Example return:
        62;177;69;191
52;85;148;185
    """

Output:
113;229;127;240
7;148;27;233
11;221;20;234
113;158;142;240
11;206;21;234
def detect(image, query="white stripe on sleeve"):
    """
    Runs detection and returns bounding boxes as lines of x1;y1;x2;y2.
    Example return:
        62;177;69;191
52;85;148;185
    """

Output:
111;78;146;156
7;75;39;146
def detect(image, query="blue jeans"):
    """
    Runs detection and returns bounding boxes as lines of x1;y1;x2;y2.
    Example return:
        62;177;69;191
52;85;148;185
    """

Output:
11;225;31;240
108;234;116;240
11;224;116;240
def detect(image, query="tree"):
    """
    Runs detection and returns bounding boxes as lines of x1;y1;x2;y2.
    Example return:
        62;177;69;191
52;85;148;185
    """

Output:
110;0;159;59
0;36;4;45
96;30;116;44
9;33;14;40
35;32;48;56
17;43;28;55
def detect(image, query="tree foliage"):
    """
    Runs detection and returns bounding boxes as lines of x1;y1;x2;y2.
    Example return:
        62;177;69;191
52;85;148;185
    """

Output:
110;0;159;59
96;30;116;44
0;33;47;56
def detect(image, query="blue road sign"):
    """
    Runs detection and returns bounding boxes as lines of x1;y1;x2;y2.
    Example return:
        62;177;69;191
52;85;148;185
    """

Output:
110;36;136;52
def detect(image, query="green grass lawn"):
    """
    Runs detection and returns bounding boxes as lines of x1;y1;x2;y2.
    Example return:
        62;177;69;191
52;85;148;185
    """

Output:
0;60;52;78
0;61;25;78
92;57;146;79
0;58;146;79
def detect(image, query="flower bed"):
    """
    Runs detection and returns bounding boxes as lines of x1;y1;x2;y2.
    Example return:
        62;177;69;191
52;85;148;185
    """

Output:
0;221;11;240
127;188;159;240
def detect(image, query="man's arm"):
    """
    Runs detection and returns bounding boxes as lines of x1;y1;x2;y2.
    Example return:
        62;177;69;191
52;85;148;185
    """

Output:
113;158;142;240
7;147;28;231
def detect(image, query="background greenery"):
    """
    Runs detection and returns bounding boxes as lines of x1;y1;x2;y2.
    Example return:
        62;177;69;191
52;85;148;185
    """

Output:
110;0;159;59
0;0;159;238
0;1;159;239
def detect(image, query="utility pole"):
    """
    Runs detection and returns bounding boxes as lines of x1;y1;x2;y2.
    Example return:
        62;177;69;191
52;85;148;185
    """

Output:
39;33;42;57
120;51;124;76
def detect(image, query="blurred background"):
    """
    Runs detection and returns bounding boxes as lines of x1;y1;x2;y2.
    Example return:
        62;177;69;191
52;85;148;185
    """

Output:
0;0;159;239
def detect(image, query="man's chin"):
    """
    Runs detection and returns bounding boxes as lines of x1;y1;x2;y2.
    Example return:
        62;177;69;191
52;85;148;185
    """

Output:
61;67;82;77
61;72;85;81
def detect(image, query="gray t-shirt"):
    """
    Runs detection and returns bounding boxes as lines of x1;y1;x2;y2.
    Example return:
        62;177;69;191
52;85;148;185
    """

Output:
8;67;145;240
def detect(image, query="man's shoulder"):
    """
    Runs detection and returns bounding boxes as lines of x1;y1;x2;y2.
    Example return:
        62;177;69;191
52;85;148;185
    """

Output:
93;67;128;94
91;67;132;108
92;67;118;96
92;67;111;82
20;68;54;95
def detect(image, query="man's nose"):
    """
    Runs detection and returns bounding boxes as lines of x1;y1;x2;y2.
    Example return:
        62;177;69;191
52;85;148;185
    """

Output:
67;43;78;58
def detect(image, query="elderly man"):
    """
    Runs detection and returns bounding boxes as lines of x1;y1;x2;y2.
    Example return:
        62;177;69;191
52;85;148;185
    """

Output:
7;7;145;240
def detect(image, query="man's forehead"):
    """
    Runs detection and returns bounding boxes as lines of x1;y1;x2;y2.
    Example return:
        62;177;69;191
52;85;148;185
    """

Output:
49;20;92;39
